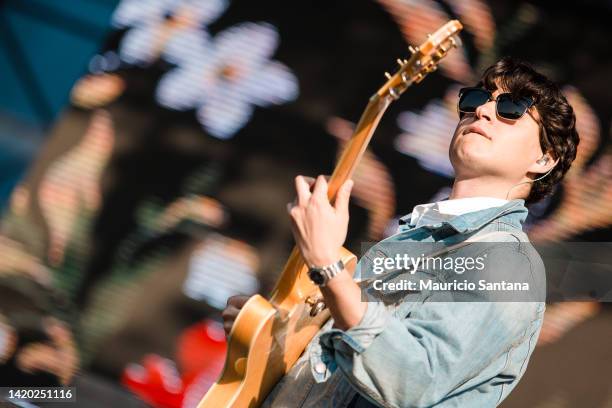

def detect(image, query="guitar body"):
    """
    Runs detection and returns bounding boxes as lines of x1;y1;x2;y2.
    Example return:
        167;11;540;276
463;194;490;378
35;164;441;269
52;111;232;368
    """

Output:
198;247;357;408
198;19;462;408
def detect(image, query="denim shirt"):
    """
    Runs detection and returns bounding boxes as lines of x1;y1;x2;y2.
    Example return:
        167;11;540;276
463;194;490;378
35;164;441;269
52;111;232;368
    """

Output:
263;199;546;408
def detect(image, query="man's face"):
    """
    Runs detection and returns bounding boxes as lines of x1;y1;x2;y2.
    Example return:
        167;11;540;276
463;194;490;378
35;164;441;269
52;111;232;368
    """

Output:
449;86;544;182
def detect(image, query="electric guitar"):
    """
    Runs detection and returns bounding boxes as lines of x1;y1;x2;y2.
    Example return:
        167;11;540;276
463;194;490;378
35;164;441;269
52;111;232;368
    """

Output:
198;19;463;408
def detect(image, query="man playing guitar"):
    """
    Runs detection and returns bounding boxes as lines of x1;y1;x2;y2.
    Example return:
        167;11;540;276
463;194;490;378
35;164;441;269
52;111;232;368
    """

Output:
223;57;579;407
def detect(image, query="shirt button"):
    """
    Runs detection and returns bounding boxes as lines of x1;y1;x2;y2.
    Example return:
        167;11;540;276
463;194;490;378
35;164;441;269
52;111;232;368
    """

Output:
314;362;326;374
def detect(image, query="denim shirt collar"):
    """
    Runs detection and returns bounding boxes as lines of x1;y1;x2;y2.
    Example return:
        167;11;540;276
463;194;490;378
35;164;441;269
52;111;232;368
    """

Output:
399;199;528;233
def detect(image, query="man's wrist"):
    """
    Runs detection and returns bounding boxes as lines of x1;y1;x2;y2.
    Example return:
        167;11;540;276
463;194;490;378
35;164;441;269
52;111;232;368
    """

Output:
321;270;366;330
322;268;352;291
308;254;341;269
308;258;345;287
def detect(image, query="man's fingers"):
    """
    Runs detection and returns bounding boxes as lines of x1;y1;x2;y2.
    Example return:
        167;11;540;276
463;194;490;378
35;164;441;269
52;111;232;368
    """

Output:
43;318;73;349
334;179;354;213
16;342;76;385
292;175;331;208
221;305;241;335
17;344;58;373
222;295;250;334
227;294;250;308
295;176;312;206
40;318;78;384
287;202;299;219
303;176;316;187
221;305;239;320
312;175;329;201
304;176;330;189
222;295;249;335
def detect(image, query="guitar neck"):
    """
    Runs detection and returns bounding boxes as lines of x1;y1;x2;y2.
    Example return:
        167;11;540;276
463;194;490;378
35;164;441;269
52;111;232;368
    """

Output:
269;93;392;304
327;93;392;202
269;19;463;305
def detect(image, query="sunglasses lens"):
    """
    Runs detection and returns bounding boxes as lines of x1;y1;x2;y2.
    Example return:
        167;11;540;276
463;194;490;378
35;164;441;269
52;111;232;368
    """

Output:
497;95;531;120
458;89;490;114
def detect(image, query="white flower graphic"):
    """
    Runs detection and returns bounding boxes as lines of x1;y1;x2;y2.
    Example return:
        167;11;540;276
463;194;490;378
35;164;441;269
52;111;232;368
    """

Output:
394;86;461;177
156;22;299;139
112;0;228;66
184;234;259;309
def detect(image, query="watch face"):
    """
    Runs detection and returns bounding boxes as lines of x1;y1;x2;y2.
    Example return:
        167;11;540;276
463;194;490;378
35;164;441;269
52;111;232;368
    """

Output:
308;269;326;285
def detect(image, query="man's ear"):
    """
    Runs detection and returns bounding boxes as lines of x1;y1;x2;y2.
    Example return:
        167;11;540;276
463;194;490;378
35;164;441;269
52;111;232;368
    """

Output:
528;152;558;175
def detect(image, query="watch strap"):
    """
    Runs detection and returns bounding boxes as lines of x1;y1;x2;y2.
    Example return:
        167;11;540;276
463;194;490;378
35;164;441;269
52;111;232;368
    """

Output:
308;259;345;287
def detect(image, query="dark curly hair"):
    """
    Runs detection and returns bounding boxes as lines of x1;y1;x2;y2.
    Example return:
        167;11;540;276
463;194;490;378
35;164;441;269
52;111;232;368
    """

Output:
477;57;580;204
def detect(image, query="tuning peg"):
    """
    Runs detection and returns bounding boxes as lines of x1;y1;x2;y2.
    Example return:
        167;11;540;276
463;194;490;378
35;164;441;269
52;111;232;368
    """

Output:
408;45;418;54
388;87;400;100
400;72;410;83
384;72;393;79
450;36;462;48
396;58;406;67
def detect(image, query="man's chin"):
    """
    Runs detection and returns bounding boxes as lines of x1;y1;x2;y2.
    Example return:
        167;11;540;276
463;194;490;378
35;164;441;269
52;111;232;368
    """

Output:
451;153;500;177
452;145;491;168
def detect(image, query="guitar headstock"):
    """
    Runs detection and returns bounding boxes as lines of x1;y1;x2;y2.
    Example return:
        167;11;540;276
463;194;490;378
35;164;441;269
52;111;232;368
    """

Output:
377;20;463;101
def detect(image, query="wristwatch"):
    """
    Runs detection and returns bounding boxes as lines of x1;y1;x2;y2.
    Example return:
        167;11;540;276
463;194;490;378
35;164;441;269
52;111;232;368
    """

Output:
308;259;345;287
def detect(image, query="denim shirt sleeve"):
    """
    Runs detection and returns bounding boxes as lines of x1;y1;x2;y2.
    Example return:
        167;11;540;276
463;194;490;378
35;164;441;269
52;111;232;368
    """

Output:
309;247;542;408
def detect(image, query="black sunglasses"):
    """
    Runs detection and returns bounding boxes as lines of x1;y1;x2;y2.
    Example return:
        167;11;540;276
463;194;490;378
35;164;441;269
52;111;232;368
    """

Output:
457;87;535;121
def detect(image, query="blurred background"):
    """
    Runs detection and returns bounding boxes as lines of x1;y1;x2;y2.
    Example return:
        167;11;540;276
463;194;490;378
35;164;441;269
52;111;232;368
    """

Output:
0;0;611;406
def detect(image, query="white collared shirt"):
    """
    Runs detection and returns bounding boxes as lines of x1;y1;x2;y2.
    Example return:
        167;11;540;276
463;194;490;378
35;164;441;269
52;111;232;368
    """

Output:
409;197;509;228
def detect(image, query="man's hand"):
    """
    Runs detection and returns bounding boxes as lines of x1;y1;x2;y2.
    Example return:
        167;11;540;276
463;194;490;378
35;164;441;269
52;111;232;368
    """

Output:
287;175;353;267
220;175;361;336
221;295;250;336
15;318;78;385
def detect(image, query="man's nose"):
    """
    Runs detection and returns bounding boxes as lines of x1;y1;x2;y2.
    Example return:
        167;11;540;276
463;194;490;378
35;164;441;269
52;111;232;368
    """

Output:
475;100;495;121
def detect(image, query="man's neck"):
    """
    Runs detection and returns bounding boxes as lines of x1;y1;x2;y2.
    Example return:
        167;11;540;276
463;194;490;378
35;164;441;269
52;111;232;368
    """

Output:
449;175;528;201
